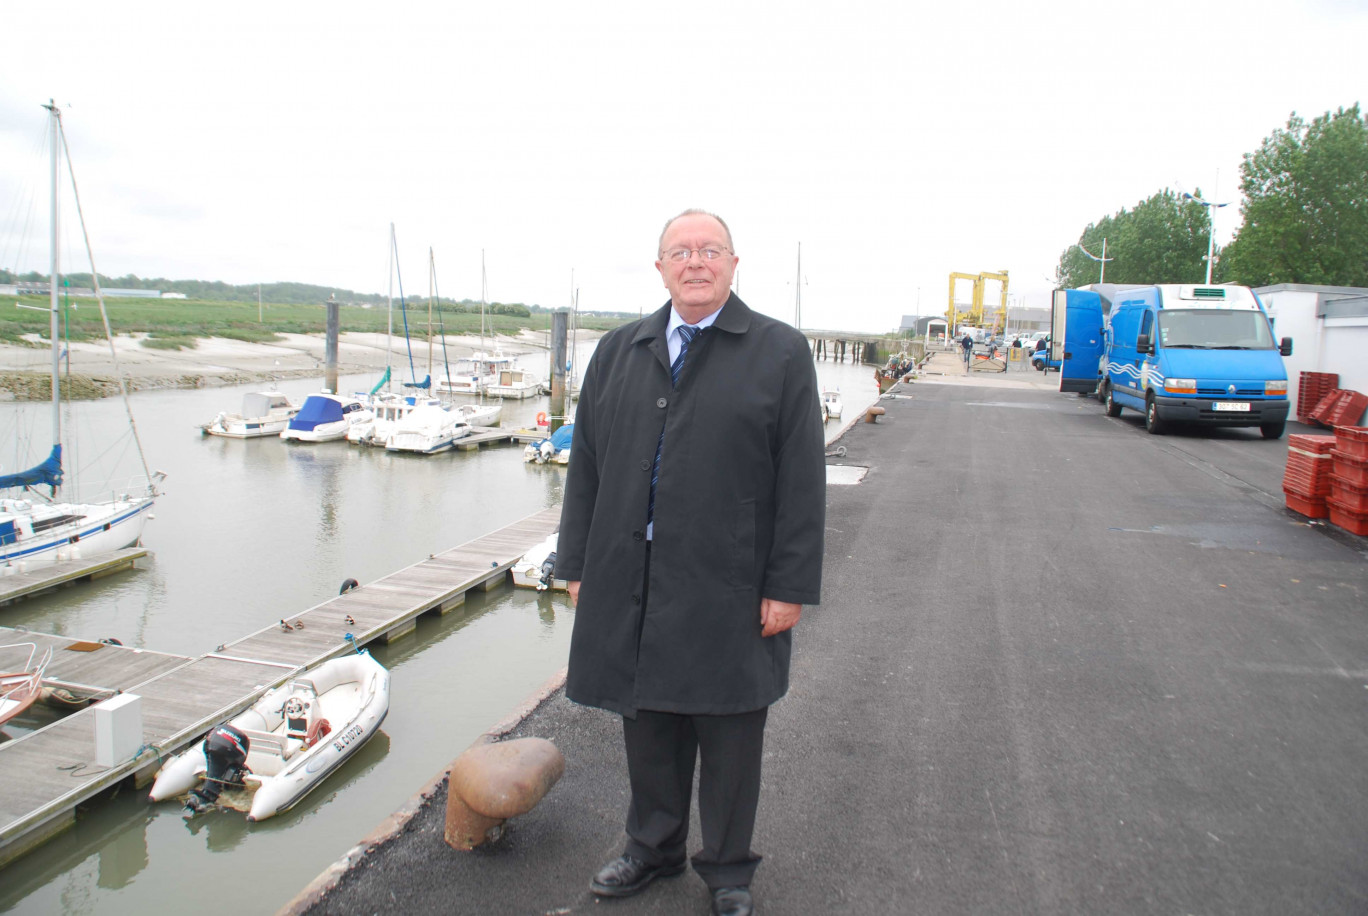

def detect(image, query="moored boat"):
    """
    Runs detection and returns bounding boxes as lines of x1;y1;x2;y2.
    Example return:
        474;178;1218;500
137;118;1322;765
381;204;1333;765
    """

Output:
1;102;162;574
201;391;298;439
386;404;472;454
281;393;373;443
821;388;844;420
148;650;389;821
453;401;501;427
0;642;52;728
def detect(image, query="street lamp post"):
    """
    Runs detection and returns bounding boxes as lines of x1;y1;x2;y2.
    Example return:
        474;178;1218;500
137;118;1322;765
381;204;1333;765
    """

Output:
1182;192;1229;284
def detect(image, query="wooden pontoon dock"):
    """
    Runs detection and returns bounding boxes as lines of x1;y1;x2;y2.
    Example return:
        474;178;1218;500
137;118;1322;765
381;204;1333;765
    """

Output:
0;505;561;868
0;548;148;606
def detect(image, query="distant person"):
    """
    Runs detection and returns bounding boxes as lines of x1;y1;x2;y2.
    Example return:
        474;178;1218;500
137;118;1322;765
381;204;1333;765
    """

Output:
1012;337;1023;349
1034;337;1047;353
960;333;974;368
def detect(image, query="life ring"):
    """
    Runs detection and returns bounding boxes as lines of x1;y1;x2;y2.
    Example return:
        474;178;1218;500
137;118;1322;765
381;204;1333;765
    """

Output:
305;718;332;747
536;411;548;426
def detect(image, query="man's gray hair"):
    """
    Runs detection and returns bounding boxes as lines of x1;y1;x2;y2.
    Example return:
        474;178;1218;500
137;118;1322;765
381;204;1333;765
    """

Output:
658;209;734;255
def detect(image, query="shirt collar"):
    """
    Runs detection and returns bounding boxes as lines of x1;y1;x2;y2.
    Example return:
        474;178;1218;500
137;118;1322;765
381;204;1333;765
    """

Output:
667;304;723;339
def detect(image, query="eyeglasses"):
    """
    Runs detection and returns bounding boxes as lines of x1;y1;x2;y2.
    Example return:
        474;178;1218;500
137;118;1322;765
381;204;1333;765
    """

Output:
660;246;731;263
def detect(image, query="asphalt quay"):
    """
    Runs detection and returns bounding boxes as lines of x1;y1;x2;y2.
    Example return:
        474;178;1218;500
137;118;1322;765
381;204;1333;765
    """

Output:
287;367;1368;916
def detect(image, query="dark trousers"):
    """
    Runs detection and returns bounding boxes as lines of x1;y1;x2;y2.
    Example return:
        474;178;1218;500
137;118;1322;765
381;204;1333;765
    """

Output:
621;706;768;888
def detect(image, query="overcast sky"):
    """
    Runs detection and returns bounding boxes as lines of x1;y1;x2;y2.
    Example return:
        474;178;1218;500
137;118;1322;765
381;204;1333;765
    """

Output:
2;1;1363;333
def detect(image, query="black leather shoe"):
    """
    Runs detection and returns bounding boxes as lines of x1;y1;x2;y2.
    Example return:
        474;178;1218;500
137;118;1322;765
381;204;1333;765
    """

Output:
711;885;754;916
589;854;686;897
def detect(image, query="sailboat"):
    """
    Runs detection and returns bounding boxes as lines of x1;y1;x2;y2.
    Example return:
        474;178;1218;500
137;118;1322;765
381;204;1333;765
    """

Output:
0;102;163;573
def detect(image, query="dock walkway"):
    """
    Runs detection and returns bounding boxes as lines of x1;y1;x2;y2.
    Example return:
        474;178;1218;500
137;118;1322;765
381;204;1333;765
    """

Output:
0;505;561;868
0;548;147;606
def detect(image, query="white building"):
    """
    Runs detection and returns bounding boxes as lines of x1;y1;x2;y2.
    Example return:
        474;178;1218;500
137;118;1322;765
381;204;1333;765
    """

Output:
1257;284;1368;423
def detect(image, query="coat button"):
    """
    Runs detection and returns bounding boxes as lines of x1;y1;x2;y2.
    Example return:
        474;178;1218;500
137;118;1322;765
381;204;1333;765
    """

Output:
657;397;667;408
632;530;644;541
640;460;650;471
630;594;641;605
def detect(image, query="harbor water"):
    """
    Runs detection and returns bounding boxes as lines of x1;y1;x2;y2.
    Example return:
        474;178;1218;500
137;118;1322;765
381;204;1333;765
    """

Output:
0;341;884;915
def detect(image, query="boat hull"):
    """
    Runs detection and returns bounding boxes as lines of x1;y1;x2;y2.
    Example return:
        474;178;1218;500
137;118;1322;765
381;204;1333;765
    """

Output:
148;652;390;821
0;499;152;572
203;417;292;439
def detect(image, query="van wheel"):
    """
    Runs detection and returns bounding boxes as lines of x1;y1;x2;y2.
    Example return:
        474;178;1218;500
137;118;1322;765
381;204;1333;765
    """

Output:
1145;395;1165;435
1105;385;1122;418
1261;421;1286;440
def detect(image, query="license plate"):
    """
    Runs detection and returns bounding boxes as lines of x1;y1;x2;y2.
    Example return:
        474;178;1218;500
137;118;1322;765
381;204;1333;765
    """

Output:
1212;402;1251;412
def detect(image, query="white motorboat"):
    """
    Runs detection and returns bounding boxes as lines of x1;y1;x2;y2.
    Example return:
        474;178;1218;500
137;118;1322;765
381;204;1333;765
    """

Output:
0;642;52;727
821;388;844;420
453;401;501;427
348;393;440;447
281;393;373;443
386;404;472;454
513;531;563;591
201;391;298;439
148;650;389;822
488;364;542;400
1;103;163;574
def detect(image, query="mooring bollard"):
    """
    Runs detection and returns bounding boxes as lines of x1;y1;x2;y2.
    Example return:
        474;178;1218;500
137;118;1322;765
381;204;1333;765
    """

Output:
445;737;565;850
865;406;886;423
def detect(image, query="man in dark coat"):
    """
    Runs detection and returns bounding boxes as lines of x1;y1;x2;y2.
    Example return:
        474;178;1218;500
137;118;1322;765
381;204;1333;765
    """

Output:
556;210;825;916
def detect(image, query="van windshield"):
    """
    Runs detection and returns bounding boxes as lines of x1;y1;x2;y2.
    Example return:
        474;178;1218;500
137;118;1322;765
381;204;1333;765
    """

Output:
1157;309;1276;350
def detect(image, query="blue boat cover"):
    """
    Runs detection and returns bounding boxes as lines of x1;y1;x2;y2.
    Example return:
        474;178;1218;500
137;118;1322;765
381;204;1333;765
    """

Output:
405;374;432;390
0;444;63;491
0;520;17;545
289;396;344;431
550;423;574;451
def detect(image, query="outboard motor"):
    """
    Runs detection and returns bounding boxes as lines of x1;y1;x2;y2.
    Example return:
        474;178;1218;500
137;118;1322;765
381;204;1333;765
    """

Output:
537;551;557;591
184;724;250;816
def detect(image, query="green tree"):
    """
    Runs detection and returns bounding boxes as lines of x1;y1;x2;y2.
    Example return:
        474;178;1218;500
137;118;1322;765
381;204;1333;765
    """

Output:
1220;104;1368;287
1055;189;1212;288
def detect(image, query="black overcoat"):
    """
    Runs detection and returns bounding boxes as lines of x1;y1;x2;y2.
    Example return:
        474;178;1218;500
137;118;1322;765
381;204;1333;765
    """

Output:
556;294;826;717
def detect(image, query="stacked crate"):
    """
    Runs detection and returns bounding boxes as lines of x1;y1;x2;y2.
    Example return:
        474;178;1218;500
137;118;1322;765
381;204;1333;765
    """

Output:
1326;427;1368;536
1283;433;1338;518
1308;389;1368;429
1298;372;1338;424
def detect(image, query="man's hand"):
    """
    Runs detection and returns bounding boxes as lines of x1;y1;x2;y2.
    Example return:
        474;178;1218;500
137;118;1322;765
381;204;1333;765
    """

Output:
567;581;580;606
760;598;801;637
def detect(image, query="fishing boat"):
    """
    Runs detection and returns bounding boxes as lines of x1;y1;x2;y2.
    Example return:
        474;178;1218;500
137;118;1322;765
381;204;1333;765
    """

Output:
821;388;844;420
385;404;472;454
281;393;373;443
1;102;163;573
200;390;299;439
0;642;52;728
148;650;389;822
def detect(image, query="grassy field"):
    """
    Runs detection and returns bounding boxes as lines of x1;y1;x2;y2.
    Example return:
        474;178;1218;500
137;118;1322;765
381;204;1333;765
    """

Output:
0;295;626;349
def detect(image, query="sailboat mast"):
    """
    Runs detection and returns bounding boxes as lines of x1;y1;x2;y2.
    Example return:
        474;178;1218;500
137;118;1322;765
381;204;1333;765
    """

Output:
427;247;435;379
46;100;61;447
387;223;395;382
794;241;802;331
480;249;487;351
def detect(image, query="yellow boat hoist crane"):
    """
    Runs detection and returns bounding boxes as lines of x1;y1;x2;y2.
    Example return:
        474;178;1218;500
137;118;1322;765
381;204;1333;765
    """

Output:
947;269;1009;336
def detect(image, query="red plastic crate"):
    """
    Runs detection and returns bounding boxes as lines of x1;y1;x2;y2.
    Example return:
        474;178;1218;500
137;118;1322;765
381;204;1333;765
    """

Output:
1330;449;1368;487
1284;488;1328;519
1324;495;1368;535
1329;478;1368;512
1334;426;1368;460
1311;389;1368;428
1288;434;1338;454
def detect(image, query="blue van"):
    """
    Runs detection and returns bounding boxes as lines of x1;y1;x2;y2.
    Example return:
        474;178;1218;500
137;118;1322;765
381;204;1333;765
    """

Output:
1058;284;1293;438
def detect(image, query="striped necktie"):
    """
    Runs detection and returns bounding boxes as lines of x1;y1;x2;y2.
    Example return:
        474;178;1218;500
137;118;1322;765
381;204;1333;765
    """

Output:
648;325;700;527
